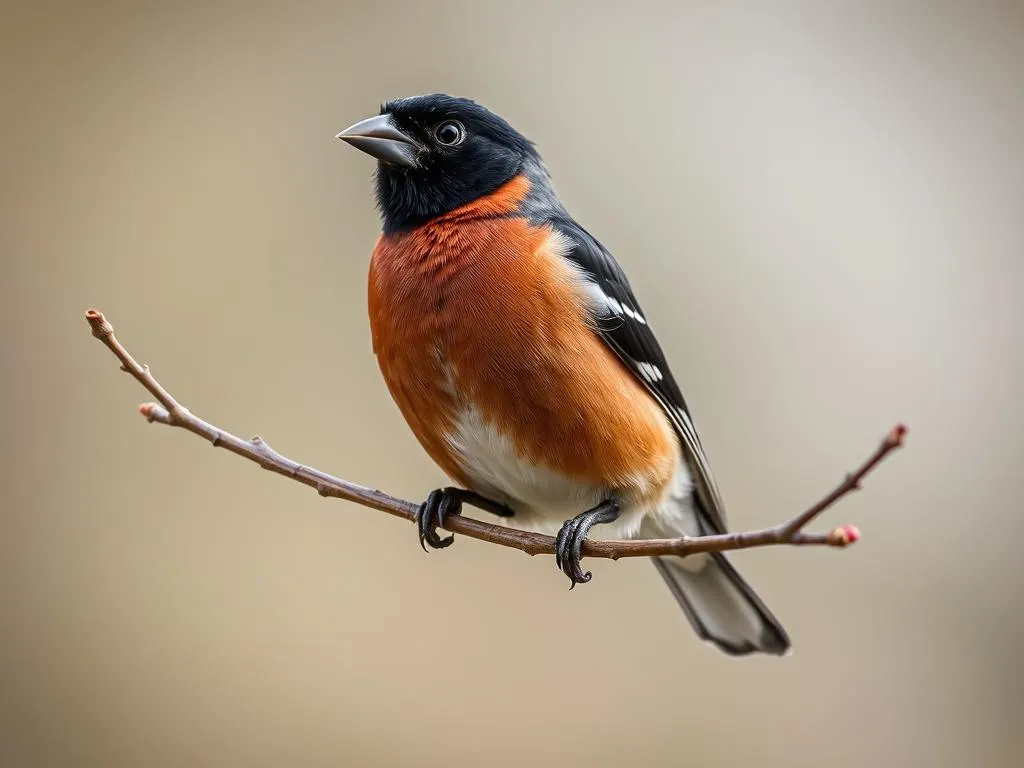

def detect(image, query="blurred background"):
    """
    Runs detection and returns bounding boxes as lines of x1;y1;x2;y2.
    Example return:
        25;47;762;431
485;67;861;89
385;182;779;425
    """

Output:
3;0;1022;765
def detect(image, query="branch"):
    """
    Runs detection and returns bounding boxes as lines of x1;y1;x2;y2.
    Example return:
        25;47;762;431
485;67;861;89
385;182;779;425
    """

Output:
84;309;906;561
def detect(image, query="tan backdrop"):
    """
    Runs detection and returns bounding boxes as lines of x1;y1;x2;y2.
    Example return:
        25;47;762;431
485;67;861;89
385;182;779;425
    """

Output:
3;1;1022;766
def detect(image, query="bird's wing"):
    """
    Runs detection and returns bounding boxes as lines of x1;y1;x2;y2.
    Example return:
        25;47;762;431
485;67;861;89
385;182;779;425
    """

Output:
551;216;729;534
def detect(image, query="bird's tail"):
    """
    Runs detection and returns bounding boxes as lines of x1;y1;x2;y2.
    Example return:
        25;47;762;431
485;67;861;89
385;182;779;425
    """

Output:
642;520;791;656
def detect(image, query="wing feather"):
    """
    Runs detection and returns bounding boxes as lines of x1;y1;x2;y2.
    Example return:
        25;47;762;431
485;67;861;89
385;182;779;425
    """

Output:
551;217;729;534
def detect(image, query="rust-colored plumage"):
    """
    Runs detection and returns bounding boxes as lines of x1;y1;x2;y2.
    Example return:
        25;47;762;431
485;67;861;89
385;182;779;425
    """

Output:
368;175;677;508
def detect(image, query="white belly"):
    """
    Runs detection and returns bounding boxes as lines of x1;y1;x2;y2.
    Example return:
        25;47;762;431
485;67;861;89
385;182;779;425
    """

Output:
442;401;684;538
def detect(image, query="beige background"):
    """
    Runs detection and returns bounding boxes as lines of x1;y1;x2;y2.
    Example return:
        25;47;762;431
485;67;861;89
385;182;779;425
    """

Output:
3;1;1022;766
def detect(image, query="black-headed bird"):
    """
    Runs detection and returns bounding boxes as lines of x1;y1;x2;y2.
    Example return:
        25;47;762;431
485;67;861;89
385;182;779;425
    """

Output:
338;94;789;656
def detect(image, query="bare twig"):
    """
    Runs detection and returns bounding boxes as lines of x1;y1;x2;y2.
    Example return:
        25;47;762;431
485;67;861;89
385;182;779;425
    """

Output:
85;309;906;561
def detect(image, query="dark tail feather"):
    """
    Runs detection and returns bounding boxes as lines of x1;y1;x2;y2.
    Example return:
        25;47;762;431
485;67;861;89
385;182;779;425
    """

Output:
651;552;791;656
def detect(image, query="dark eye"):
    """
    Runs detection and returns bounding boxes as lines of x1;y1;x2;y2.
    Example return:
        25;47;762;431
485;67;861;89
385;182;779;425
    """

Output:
434;120;465;146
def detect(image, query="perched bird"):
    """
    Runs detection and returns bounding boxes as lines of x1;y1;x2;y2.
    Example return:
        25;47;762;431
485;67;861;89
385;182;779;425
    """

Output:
338;94;790;655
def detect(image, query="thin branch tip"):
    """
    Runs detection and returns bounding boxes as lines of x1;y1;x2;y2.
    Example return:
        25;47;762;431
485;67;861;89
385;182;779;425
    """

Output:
830;525;861;547
85;307;906;563
85;309;113;338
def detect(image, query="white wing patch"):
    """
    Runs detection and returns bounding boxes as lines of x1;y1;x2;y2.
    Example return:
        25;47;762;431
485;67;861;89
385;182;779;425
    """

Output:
637;362;664;383
620;302;647;325
589;286;646;327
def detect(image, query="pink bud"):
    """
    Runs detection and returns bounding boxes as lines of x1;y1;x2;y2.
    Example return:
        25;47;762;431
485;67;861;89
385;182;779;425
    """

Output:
840;524;861;544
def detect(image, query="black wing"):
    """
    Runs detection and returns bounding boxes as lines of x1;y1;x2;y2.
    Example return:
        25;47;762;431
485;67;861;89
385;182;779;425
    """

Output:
551;216;729;535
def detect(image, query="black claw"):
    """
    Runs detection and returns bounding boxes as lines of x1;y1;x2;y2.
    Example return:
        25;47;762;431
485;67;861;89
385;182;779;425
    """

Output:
554;514;583;577
415;487;513;552
417;488;456;551
554;500;621;588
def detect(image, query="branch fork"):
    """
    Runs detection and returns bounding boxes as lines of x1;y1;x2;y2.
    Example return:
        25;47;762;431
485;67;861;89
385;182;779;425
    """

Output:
85;309;905;562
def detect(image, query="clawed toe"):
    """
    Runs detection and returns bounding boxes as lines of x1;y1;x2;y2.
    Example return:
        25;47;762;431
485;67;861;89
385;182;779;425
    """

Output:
416;487;514;552
554;500;621;588
417;488;458;551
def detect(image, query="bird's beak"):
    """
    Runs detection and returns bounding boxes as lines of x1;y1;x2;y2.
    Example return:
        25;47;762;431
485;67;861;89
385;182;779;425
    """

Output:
336;114;421;169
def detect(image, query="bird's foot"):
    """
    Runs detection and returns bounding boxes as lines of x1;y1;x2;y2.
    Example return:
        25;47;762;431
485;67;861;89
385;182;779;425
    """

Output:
416;487;514;551
554;499;621;588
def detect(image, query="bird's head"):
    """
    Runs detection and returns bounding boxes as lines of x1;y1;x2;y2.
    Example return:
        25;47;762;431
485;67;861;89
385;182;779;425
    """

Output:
337;94;539;233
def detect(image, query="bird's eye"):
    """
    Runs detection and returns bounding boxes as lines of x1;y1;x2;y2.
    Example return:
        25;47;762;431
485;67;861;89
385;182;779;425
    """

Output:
434;120;465;146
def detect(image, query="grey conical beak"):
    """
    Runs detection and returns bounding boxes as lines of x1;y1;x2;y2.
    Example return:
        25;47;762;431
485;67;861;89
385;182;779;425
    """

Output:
336;114;421;169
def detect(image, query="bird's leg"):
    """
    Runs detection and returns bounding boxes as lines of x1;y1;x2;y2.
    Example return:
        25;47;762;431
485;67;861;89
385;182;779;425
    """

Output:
554;499;621;587
417;487;514;551
456;489;516;519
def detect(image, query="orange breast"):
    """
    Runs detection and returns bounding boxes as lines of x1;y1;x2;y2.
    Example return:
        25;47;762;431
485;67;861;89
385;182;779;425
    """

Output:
367;176;677;506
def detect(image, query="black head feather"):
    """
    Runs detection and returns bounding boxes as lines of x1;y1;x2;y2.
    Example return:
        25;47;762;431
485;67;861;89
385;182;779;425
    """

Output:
372;94;539;233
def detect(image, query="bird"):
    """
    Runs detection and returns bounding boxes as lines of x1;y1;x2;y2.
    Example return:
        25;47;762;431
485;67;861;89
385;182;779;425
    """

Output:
337;93;790;656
